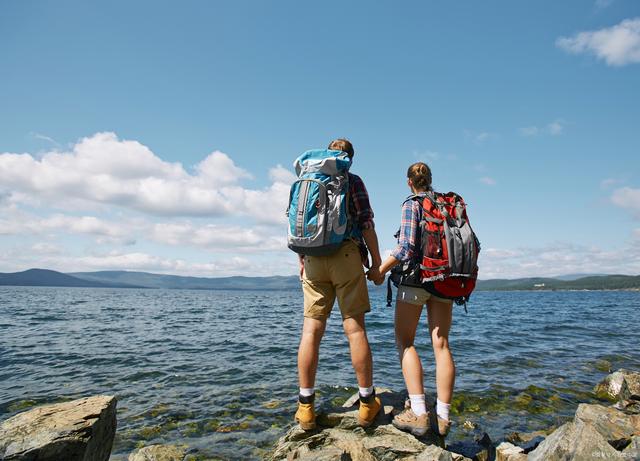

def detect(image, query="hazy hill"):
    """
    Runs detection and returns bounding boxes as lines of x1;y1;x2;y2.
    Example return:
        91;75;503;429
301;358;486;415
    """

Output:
1;269;638;291
70;270;301;290
0;269;140;288
475;274;640;291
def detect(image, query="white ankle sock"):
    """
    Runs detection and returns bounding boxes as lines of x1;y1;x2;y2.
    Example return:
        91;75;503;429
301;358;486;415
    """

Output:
359;386;374;398
436;399;450;421
409;393;427;416
299;387;314;397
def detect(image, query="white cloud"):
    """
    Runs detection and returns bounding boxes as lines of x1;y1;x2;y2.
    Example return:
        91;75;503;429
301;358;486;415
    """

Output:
0;132;293;224
556;18;640;66
0;209;136;245
150;222;285;252
519;120;564;137
479;239;640;279
548;120;564;135
600;178;622;189
611;186;640;215
519;126;539;137
595;0;614;10
464;130;495;144
31;132;61;147
475;132;490;143
479;177;496;186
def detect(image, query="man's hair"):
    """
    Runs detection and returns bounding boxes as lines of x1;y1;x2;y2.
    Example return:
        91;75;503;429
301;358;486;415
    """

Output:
407;162;432;191
328;138;354;159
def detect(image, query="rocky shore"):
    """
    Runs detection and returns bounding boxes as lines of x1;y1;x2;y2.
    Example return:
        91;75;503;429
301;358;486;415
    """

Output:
1;370;639;460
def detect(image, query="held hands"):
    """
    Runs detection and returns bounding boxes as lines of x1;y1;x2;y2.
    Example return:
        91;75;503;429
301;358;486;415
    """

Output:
366;266;385;286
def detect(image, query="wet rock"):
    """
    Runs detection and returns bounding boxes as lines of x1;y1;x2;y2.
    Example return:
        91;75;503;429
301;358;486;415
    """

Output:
622;436;640;460
574;403;640;449
0;395;117;461
128;444;187;461
528;421;625;461
447;426;494;461
413;444;472;461
495;442;526;461
615;399;640;415
595;369;640;402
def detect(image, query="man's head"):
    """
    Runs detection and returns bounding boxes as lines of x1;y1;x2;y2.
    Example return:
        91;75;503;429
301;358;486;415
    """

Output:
328;138;354;159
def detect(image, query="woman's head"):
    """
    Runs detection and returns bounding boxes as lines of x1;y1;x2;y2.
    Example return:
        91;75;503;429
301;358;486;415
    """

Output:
407;162;432;192
328;138;354;159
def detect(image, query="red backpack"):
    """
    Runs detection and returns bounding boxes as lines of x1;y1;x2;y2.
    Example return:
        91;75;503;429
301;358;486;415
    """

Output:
387;191;480;307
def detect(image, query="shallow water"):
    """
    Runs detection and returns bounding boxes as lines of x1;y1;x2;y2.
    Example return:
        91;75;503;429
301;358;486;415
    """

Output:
1;287;639;459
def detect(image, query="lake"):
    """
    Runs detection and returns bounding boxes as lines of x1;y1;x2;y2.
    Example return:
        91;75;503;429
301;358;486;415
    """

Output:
1;287;639;459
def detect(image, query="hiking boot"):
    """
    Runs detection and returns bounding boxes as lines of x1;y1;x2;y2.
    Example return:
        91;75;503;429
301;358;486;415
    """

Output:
436;415;451;437
357;391;381;427
392;408;429;437
294;393;316;431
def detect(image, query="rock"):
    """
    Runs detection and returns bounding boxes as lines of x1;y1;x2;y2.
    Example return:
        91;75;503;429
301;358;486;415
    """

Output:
447;427;493;461
528;421;625;461
595;369;640;402
269;389;469;461
128;444;187;461
615;399;640;415
495;442;526;461
622;436;640;460
574;403;640;449
0;395;117;461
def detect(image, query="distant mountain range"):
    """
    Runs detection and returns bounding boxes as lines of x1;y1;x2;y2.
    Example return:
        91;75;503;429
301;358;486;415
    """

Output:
0;268;639;291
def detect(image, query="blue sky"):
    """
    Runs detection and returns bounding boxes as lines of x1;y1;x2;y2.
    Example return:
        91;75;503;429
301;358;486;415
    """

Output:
1;0;639;278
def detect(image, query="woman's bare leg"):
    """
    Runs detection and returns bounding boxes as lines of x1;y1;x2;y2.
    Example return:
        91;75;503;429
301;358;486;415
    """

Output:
426;299;455;404
395;300;425;395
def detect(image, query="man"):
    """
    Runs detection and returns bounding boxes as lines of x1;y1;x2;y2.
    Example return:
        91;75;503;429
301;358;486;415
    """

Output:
295;138;384;430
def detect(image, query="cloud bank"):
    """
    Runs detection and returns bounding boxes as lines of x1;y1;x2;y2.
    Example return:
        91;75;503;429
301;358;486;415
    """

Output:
0;132;294;224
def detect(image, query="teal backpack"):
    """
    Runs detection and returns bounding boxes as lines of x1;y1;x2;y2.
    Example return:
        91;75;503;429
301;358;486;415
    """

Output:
286;149;351;256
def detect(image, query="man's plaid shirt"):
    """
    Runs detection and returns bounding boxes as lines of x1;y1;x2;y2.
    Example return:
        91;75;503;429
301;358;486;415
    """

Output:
348;173;375;266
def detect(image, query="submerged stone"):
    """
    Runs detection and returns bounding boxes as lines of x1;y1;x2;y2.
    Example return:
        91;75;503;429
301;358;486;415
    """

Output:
128;444;187;461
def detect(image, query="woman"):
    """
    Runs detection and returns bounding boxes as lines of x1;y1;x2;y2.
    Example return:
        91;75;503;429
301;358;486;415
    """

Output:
375;162;455;438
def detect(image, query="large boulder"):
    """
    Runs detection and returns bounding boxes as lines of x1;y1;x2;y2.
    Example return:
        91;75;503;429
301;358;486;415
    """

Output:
528;421;625;461
574;403;640;449
0;395;117;461
595;369;640;402
128;444;187;461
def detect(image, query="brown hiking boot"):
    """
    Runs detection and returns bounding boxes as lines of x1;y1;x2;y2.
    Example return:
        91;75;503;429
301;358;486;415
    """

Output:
392;408;429;436
436;415;451;437
294;393;316;431
357;391;381;427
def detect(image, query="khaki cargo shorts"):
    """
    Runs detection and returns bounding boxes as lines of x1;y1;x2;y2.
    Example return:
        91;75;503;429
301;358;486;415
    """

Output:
301;240;370;320
396;284;453;307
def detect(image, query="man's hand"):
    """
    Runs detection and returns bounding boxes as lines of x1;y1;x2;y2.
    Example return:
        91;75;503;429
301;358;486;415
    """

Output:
367;266;384;286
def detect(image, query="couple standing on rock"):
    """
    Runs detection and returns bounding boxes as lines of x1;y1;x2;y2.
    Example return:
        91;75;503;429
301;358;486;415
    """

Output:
290;138;456;439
